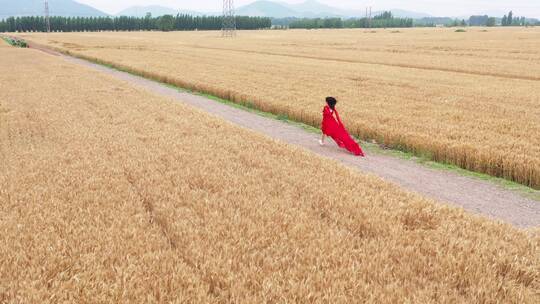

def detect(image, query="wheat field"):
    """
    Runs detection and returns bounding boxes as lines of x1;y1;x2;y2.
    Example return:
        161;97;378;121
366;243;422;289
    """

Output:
20;27;540;189
1;39;539;302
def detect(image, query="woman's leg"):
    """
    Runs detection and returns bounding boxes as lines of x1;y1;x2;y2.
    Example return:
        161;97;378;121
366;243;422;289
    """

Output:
319;134;326;146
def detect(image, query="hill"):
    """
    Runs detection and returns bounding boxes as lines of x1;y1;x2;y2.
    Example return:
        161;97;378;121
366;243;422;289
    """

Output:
238;0;432;18
0;0;108;18
237;0;298;18
117;5;176;17
284;0;348;17
112;1;434;19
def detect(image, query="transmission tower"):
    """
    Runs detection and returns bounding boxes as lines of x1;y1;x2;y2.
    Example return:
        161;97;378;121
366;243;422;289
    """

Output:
368;7;372;28
365;7;372;28
44;0;51;32
222;0;236;37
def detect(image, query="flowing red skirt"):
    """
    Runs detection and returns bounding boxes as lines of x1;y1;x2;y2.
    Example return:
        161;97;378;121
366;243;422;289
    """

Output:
321;106;365;157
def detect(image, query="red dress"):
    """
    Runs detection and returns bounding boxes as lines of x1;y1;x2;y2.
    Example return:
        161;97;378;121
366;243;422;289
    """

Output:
321;106;365;157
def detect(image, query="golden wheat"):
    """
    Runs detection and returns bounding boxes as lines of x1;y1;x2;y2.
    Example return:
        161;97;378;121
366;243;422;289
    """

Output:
19;27;540;188
0;44;539;303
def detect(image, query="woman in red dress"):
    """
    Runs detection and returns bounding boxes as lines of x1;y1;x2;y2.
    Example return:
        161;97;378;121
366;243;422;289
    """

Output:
320;97;365;157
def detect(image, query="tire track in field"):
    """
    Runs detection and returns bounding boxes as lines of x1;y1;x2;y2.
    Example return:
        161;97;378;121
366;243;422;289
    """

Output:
176;44;540;81
122;168;178;250
121;166;233;301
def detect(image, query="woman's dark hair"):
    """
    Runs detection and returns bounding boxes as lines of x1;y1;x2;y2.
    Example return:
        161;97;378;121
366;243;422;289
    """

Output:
326;97;337;110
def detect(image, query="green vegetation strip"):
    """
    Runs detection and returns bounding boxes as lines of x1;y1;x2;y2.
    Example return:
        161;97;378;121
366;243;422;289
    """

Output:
1;36;28;48
40;45;539;201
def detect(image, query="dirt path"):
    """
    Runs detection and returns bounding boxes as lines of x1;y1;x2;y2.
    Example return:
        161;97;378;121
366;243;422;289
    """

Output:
46;50;540;228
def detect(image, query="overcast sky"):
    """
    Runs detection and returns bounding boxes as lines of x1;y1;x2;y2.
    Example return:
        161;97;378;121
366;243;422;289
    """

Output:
76;0;540;18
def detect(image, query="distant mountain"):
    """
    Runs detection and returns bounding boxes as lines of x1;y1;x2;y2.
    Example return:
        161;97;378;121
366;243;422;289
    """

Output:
177;9;207;17
238;0;345;18
237;0;298;18
236;1;432;19
284;0;348;17
117;5;176;17
111;1;436;20
470;9;508;18
116;5;205;17
0;0;108;18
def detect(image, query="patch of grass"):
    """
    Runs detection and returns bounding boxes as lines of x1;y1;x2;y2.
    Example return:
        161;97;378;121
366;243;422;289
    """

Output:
1;35;28;48
277;114;289;121
242;101;256;109
455;29;467;32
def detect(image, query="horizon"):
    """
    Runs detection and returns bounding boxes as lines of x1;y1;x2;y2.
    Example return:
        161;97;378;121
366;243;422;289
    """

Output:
74;0;540;18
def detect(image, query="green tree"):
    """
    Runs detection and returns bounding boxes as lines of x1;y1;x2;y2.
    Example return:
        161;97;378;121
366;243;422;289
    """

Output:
0;15;271;33
291;13;412;29
469;15;489;26
0;19;7;32
486;17;496;27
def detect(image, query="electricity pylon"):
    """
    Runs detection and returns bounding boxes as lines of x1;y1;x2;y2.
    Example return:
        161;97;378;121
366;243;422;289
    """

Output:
222;0;236;37
44;0;51;32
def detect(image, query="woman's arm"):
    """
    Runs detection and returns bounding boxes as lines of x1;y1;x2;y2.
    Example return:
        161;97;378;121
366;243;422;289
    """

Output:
334;110;344;126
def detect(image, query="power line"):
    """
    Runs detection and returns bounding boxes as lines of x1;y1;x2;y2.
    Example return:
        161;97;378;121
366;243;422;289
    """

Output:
222;0;236;37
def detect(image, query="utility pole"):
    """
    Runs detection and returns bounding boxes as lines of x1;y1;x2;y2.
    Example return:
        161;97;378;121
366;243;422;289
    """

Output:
44;0;51;32
222;0;236;37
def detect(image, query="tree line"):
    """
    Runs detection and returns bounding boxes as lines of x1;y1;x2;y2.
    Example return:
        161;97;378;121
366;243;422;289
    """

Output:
468;12;535;27
289;12;413;29
501;11;528;26
0;14;271;32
